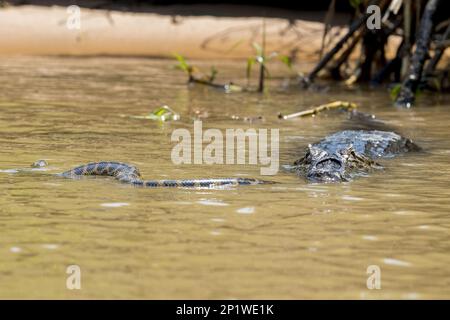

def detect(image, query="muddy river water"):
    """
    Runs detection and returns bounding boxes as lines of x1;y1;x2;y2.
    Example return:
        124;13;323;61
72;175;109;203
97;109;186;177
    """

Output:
0;57;449;298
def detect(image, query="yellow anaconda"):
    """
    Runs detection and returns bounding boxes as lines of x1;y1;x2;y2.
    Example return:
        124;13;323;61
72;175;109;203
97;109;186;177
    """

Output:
40;161;270;188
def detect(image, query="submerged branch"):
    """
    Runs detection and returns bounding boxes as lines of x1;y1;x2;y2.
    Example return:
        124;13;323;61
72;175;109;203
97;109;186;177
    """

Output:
189;76;244;93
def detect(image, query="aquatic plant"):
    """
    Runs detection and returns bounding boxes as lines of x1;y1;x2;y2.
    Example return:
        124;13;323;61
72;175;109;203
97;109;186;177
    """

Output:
245;18;298;92
126;105;180;122
173;53;244;93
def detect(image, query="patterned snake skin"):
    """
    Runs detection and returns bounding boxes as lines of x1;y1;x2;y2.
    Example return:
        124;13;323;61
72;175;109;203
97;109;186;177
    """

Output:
55;161;267;188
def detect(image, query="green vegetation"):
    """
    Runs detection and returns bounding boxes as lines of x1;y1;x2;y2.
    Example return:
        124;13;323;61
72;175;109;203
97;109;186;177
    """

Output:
173;0;447;107
125;105;180;122
174;53;244;93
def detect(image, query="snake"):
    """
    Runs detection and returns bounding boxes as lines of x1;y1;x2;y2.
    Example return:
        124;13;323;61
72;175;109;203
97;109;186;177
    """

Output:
31;160;270;188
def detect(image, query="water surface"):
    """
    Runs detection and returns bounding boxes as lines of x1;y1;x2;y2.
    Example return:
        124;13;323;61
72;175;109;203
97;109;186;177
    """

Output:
0;57;449;299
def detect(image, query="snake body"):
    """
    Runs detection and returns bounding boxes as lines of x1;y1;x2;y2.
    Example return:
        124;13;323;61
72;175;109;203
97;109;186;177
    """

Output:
56;161;267;188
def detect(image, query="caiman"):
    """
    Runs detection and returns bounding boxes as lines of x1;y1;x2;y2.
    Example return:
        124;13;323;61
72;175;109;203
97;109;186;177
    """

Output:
293;130;420;182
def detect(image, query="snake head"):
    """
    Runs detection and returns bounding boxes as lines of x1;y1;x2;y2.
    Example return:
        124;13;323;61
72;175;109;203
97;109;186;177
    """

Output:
32;160;48;168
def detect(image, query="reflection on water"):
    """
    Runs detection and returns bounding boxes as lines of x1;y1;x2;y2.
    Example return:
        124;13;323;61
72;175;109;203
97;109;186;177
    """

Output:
0;57;449;299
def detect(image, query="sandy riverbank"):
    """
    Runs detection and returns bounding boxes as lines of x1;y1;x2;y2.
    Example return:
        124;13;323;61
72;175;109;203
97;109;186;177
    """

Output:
0;4;358;59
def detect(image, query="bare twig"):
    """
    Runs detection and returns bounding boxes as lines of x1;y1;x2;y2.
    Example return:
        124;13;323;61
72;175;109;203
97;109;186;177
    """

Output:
278;101;358;120
258;19;266;93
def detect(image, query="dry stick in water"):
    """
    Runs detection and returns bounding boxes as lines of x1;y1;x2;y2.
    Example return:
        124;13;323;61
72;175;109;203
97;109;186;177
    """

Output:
189;75;244;93
258;18;266;93
278;101;358;120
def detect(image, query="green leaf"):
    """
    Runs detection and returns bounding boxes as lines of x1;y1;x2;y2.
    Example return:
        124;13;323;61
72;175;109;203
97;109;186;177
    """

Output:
252;42;263;57
415;88;423;98
209;66;218;82
349;0;361;8
279;55;293;70
246;57;256;81
389;84;402;100
173;53;191;75
144;105;180;122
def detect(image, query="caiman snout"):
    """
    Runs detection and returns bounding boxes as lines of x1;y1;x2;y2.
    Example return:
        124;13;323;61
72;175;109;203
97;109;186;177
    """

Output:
307;157;345;182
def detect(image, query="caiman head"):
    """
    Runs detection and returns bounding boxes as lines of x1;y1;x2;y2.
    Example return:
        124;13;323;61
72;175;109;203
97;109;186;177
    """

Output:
294;145;380;183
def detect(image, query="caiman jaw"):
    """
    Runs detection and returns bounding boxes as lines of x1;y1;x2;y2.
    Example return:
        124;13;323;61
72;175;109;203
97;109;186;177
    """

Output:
306;157;345;182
